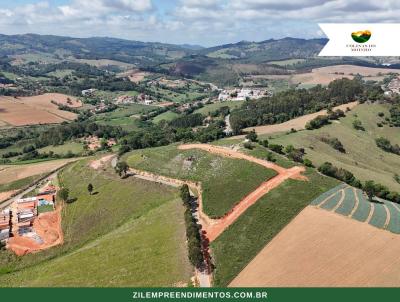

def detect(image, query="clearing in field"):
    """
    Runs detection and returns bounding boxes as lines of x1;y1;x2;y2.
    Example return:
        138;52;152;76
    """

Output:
0;93;82;126
291;65;400;86
241;101;358;136
119;69;150;83
0;159;191;287
230;206;400;287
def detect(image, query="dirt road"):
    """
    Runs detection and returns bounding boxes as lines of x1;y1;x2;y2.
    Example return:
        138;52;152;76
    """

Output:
178;144;306;242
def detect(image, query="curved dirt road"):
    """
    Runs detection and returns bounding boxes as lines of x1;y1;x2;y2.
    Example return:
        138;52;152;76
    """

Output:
178;144;307;241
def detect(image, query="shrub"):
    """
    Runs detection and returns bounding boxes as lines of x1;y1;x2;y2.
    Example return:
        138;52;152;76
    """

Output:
268;144;284;154
352;119;365;131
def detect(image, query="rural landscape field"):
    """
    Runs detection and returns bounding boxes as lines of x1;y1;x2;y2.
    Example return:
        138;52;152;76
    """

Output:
1;2;400;290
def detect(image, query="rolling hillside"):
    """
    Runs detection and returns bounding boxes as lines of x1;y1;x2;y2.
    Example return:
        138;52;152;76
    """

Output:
0;158;192;286
265;103;400;191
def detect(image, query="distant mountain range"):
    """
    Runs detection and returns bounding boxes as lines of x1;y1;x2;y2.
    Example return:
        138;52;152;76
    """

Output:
0;33;328;67
0;33;399;87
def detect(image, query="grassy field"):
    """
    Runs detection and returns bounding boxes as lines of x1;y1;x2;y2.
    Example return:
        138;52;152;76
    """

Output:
264;103;400;191
95;104;157;120
268;59;306;66
194;101;244;116
211;169;340;286
124;144;277;218
96;116;142;131
152;111;180;123
39;141;84;155
0;159;192;286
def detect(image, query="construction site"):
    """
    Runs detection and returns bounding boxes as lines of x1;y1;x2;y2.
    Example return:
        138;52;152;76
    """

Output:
0;184;63;256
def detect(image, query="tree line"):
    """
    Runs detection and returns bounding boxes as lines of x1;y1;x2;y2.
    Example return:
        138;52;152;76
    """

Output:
230;78;382;134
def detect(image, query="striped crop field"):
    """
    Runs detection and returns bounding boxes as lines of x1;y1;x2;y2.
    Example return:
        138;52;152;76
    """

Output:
311;184;400;234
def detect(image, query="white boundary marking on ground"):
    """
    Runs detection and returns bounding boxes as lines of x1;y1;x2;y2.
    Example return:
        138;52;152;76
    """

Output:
366;202;375;224
349;188;360;217
332;189;346;212
383;204;391;229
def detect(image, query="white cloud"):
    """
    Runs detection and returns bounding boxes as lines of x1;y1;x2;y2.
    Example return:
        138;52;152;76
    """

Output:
0;0;399;46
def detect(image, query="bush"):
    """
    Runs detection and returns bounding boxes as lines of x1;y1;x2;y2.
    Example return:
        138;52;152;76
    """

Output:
375;137;400;155
243;142;253;150
352;119;365;131
320;136;346;153
245;130;258;142
303;158;313;167
268;144;284;154
306;115;330;130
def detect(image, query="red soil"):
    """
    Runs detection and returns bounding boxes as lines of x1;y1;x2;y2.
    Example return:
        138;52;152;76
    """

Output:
7;204;64;256
178;144;307;242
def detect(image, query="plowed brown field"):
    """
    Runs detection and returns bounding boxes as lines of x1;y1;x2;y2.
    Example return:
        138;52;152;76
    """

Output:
230;206;400;287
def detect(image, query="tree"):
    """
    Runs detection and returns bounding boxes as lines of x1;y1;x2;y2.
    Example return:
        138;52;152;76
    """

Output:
115;161;129;177
364;180;376;201
180;184;191;206
57;187;69;202
245;129;258;142
87;183;93;195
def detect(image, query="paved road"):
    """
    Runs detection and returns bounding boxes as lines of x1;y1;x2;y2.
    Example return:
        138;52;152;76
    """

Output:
0;170;59;211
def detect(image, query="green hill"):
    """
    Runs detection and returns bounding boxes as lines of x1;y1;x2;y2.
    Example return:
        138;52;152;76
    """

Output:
0;158;191;287
265;103;400;191
123;144;277;218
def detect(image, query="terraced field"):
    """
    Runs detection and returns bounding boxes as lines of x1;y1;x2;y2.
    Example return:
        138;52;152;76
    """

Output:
311;184;400;234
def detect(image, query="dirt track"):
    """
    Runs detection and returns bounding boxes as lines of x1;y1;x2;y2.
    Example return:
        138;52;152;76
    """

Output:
178;144;307;242
89;154;116;170
238;101;358;136
230;206;400;287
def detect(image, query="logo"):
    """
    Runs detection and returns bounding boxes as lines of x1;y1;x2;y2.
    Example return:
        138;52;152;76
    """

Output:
351;30;371;43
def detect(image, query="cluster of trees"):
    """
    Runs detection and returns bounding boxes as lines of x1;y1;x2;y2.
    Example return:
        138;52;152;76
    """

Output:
119;114;225;155
319;136;346;153
305;109;346;130
389;105;400;127
375;137;400;155
318;162;361;188
305;115;330;130
180;184;204;268
318;162;400;203
248;133;313;167
36;121;125;147
169;113;204;128
230;78;370;134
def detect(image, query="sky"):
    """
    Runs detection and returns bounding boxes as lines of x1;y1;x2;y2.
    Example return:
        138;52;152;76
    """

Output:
0;0;398;46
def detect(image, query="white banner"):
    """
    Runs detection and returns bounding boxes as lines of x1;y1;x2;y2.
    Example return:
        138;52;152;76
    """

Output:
318;23;400;56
